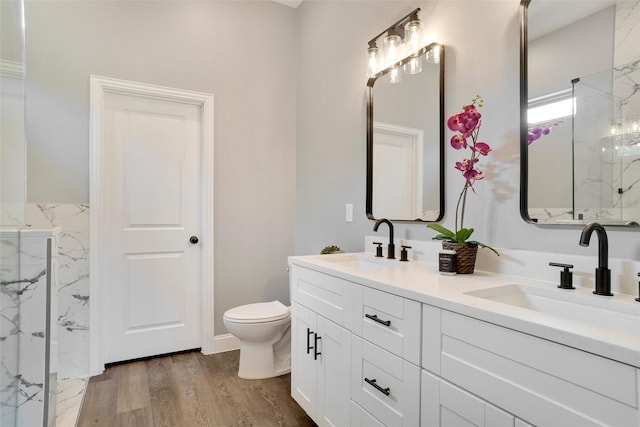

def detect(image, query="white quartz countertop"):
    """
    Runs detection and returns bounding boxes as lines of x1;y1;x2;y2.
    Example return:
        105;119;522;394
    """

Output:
288;252;640;368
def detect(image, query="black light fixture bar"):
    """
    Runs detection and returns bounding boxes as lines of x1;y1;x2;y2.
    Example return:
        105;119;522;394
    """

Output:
368;7;421;46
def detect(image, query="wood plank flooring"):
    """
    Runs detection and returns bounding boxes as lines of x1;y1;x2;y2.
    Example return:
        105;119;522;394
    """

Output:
77;350;316;427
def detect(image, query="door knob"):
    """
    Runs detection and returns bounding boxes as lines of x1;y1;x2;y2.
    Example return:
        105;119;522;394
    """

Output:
189;235;199;244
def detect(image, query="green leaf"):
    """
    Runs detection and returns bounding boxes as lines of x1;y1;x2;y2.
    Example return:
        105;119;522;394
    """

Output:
432;234;455;242
455;228;474;242
427;224;455;240
467;240;500;256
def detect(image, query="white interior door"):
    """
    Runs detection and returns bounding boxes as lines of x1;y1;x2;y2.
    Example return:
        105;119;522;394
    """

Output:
102;91;202;363
373;122;424;220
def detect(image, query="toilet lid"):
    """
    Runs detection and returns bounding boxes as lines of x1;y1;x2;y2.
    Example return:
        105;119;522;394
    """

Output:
223;300;290;323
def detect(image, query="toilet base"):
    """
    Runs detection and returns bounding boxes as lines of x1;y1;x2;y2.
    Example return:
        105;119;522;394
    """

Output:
237;342;291;380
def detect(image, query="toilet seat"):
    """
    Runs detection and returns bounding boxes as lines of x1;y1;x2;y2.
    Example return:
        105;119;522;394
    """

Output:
223;300;290;324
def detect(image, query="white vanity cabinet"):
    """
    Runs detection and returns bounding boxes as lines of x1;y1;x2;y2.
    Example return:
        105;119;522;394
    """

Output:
292;302;351;426
350;285;422;426
290;266;352;426
289;264;423;427
421;304;640;427
289;255;640;427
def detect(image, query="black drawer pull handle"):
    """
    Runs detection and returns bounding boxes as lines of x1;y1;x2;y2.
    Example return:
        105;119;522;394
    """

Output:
314;334;322;360
365;313;391;327
364;377;390;396
306;328;314;354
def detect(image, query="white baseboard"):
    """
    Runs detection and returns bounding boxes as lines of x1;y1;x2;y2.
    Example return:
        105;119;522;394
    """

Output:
206;333;240;354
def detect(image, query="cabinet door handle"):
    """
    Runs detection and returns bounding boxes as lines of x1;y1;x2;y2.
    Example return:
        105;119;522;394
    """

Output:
313;333;322;360
365;313;391;327
306;328;314;354
364;377;390;396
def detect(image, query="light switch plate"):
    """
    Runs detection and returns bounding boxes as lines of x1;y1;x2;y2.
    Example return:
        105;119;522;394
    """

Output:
346;203;353;222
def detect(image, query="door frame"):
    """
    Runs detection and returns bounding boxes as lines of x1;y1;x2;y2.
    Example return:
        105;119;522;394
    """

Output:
89;75;214;375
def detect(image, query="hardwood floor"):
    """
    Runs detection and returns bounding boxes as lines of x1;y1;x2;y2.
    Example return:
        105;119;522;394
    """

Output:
77;350;316;427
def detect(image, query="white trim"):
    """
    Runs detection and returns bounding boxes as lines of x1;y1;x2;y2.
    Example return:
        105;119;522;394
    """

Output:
89;75;215;375
210;334;241;354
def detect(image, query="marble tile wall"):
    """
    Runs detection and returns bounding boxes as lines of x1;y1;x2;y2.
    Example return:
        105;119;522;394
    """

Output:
25;203;90;380
1;229;21;427
0;228;59;427
613;0;640;222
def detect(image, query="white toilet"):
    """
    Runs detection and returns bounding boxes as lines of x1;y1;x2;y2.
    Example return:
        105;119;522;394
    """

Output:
223;300;291;379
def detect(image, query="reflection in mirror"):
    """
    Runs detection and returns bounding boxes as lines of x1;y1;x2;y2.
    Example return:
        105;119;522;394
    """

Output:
367;43;444;222
521;0;640;225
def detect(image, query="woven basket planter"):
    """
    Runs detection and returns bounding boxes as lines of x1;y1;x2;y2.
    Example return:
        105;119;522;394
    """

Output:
442;241;478;274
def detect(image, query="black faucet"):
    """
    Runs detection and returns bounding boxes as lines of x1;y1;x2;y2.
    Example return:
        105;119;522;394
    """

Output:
579;222;613;296
373;218;395;259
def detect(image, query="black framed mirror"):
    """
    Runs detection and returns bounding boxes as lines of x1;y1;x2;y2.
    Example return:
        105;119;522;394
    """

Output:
520;0;640;226
366;43;445;222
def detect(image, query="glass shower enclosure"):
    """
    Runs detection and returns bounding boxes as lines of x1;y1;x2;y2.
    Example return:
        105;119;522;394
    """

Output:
572;64;640;223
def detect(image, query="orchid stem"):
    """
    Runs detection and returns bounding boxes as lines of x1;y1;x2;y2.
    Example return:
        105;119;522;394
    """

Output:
454;183;468;239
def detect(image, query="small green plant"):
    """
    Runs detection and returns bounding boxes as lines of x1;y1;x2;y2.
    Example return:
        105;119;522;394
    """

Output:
320;245;342;255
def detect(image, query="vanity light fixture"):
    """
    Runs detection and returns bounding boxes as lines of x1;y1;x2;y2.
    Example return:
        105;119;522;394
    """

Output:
425;47;440;64
404;57;422;74
366;8;425;80
404;12;422;57
367;41;381;79
383;27;403;67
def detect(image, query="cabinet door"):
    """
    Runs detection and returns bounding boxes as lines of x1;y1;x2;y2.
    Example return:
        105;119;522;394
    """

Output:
291;303;318;420
317;316;351;427
422;370;515;427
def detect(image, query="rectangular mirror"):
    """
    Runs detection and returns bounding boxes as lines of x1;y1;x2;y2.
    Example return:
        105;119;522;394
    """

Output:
520;0;640;226
366;43;445;222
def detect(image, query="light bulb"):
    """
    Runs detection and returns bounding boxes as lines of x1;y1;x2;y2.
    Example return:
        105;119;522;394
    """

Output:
383;30;403;68
404;18;421;57
388;66;402;84
367;44;380;78
426;46;440;64
404;57;422;74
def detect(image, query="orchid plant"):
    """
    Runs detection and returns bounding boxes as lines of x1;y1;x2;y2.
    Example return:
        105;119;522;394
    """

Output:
527;123;554;144
428;95;499;256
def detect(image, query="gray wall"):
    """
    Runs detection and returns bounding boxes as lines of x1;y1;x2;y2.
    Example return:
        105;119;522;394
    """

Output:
25;0;297;335
295;0;640;260
24;0;640;342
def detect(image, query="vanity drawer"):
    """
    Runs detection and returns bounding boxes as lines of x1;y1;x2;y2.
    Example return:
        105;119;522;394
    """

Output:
353;284;421;365
350;400;385;427
351;335;420;427
291;266;352;327
440;310;640;427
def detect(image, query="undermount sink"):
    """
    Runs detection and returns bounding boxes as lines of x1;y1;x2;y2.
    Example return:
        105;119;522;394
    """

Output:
465;284;640;336
319;253;396;271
